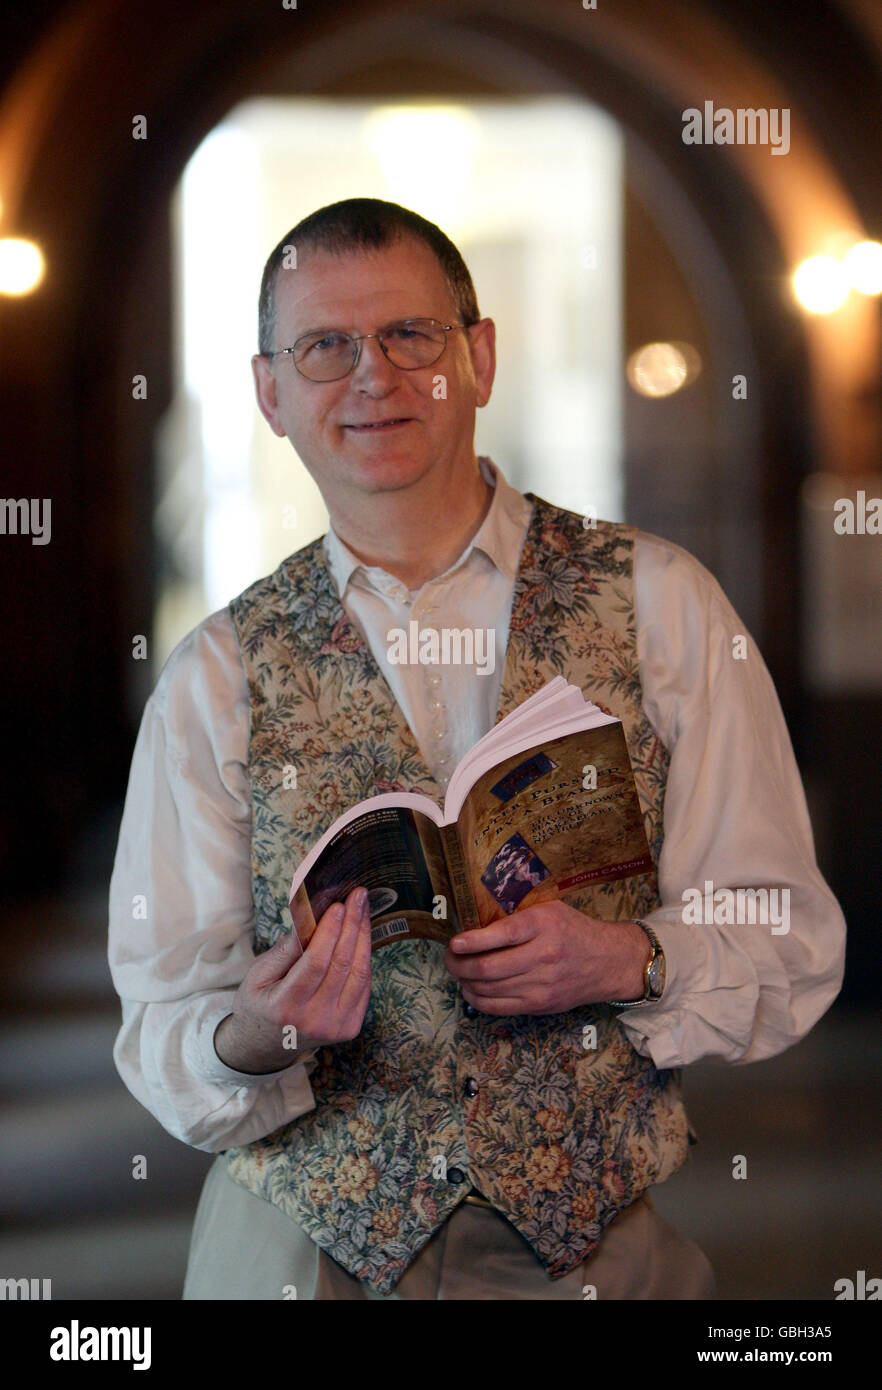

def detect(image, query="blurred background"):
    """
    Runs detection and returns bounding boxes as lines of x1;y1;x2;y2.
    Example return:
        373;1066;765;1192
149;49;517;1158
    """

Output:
0;0;880;1300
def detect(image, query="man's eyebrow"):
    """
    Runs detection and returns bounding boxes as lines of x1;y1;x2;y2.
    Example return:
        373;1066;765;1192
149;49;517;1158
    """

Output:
292;314;437;341
293;322;347;340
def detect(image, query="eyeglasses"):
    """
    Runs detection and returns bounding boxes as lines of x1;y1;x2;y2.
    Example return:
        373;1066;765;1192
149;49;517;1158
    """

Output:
263;317;469;382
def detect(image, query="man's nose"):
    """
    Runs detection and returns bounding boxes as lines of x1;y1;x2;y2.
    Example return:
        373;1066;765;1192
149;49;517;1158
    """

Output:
349;335;400;391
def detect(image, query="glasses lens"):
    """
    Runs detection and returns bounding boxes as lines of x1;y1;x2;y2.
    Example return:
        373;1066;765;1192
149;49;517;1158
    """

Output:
381;320;446;368
294;331;357;381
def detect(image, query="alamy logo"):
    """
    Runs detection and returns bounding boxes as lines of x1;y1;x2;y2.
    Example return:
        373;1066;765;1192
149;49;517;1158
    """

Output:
834;1270;881;1300
0;498;51;545
682;102;790;155
681;879;790;934
833;490;881;534
0;1276;51;1299
386;622;496;676
50;1321;151;1370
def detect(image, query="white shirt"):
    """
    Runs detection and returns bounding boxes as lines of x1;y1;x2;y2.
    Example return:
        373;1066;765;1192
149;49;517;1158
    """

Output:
108;459;846;1152
322;457;531;786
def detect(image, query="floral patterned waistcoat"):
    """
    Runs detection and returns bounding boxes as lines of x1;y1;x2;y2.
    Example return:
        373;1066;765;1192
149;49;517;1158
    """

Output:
224;493;690;1294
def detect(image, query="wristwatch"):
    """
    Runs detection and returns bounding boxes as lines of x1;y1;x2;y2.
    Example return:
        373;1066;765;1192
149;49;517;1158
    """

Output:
607;920;666;1008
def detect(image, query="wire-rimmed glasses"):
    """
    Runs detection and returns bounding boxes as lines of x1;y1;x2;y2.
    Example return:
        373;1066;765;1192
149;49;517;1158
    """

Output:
262;317;469;381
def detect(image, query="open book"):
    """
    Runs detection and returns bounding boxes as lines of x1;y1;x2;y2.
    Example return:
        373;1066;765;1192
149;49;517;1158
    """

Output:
289;677;652;950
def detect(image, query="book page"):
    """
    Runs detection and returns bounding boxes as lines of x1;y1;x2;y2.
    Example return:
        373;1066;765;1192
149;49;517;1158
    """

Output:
443;702;617;825
290;804;457;950
455;723;652;926
441;678;587;817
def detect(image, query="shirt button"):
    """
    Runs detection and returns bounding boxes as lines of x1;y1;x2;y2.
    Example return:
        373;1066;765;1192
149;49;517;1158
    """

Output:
463;1077;479;1098
447;1166;467;1184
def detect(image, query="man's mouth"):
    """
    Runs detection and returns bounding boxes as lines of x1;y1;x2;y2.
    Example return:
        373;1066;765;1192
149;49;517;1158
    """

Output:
344;418;413;431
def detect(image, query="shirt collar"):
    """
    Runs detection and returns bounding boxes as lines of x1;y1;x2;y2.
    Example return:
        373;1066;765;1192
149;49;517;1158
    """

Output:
323;456;532;599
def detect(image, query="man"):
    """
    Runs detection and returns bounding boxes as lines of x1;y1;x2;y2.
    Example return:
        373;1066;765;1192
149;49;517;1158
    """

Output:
109;197;845;1300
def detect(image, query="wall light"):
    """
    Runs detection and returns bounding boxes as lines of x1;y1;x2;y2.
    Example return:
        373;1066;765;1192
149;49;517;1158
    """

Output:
844;240;882;297
0;237;45;295
626;341;701;398
792;255;849;314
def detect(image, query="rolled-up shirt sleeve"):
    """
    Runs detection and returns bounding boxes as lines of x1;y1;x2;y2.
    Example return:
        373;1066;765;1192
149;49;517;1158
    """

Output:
108;609;317;1152
616;535;846;1067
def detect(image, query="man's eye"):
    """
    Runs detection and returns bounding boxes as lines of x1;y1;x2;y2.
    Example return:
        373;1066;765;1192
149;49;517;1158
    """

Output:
386;325;424;341
309;333;349;352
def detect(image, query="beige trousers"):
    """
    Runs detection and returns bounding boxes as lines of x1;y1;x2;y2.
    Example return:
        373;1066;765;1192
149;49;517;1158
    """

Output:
183;1155;716;1300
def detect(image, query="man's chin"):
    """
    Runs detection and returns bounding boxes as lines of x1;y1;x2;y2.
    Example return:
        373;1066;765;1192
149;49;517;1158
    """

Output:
341;447;432;493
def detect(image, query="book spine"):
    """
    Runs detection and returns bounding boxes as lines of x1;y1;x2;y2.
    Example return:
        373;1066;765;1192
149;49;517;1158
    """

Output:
439;824;481;932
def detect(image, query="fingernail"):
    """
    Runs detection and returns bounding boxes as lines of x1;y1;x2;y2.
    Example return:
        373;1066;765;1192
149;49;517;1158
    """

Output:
355;887;369;916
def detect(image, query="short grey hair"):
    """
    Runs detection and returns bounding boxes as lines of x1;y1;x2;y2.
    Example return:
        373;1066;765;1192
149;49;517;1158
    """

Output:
257;197;481;355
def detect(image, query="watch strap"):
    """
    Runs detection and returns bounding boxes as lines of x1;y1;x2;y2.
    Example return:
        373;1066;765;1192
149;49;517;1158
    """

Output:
607;919;663;1009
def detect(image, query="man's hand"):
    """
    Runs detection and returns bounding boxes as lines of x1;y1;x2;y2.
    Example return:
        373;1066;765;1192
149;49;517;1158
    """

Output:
444;901;651;1015
214;886;372;1074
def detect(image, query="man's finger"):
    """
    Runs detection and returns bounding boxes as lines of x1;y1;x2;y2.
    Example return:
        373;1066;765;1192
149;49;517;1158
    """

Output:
461;987;526;1016
324;887;369;1001
446;940;537;982
454;960;538;990
277;901;346;998
449;914;539;955
250;925;305;986
337;903;373;1016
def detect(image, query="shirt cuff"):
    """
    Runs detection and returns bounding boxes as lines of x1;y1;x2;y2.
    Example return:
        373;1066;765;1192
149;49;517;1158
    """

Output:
606;914;706;1012
189;1006;317;1087
638;914;711;1010
612;914;760;1067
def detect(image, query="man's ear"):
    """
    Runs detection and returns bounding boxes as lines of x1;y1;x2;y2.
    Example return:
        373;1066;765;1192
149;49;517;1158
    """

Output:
251;354;288;438
468;318;496;408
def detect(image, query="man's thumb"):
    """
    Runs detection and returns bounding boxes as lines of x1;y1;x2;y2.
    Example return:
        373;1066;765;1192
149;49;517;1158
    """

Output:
258;927;304;979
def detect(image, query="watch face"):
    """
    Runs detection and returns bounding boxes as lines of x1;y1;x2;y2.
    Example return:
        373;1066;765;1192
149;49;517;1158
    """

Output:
648;952;666;996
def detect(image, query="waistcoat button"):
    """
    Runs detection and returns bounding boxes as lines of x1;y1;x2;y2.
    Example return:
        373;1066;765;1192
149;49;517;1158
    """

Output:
447;1166;467;1184
463;1002;478;1018
463;1077;479;1098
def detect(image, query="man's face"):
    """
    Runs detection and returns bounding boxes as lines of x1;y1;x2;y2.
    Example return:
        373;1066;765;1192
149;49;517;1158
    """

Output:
251;236;495;509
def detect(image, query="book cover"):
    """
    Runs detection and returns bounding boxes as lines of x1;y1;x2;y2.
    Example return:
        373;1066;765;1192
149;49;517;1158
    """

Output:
288;681;652;950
